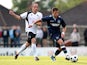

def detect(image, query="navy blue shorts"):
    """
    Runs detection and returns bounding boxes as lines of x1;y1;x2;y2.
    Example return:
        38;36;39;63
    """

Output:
50;33;64;47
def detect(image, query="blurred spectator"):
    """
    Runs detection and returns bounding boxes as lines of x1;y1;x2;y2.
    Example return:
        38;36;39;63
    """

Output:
0;27;2;44
2;25;9;47
36;26;43;47
11;25;21;47
84;28;87;46
65;24;80;46
70;28;80;46
9;25;15;47
0;27;2;37
42;26;48;47
14;25;21;47
48;39;54;47
9;25;21;47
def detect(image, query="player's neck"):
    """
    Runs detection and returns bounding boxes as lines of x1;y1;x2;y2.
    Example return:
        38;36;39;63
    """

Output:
52;14;58;19
32;11;38;14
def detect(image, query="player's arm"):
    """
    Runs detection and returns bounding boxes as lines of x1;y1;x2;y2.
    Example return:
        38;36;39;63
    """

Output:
34;20;42;24
34;20;42;26
61;18;66;38
29;16;49;28
62;26;66;34
9;10;21;20
34;16;49;25
35;13;43;26
61;27;66;38
34;16;50;24
28;20;42;28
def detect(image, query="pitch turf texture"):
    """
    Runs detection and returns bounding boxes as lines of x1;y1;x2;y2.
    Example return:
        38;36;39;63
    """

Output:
0;56;87;65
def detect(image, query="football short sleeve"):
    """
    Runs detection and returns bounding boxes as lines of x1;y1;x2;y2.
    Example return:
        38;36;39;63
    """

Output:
20;12;27;19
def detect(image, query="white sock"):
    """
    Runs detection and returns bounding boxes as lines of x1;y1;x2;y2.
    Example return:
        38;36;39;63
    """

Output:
17;44;27;54
31;43;38;57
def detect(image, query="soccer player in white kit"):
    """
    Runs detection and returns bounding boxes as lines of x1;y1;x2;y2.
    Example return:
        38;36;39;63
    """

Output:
9;2;43;61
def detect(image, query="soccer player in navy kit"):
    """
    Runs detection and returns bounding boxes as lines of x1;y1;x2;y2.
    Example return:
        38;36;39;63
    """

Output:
36;8;70;61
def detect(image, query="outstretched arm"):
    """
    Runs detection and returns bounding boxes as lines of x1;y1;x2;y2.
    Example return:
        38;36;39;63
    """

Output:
34;20;42;26
34;20;42;24
9;10;21;20
28;20;42;28
34;16;50;24
28;16;49;28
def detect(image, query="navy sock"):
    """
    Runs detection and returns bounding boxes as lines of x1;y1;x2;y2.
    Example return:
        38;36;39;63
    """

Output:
55;49;61;56
61;45;67;54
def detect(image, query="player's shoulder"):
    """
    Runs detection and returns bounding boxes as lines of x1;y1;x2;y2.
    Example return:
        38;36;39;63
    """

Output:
20;12;27;15
58;15;64;20
27;11;32;14
49;15;52;17
21;11;31;15
58;16;62;18
26;11;32;15
47;15;53;18
43;15;53;19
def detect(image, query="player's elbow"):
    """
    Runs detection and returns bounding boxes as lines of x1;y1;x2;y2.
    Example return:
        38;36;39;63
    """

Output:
17;16;21;20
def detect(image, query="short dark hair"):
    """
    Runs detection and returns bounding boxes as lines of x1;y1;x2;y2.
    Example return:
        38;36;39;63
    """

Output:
52;8;59;12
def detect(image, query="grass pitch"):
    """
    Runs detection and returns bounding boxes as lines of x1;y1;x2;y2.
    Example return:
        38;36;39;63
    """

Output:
0;56;87;65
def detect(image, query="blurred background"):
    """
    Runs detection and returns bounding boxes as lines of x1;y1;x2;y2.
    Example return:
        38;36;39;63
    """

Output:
0;0;87;56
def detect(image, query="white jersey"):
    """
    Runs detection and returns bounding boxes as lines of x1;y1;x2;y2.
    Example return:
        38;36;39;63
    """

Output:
20;12;43;34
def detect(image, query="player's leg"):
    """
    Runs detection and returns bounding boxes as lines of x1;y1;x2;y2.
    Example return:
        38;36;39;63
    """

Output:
31;38;39;61
50;34;62;61
28;32;39;61
15;42;30;59
51;48;62;61
57;39;70;60
51;41;62;61
15;32;31;59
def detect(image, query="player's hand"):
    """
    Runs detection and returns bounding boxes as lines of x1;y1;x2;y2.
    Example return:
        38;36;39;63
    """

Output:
9;10;15;15
61;32;65;38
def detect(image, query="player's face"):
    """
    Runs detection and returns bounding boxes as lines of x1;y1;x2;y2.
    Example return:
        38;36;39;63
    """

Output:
32;3;38;13
52;11;59;18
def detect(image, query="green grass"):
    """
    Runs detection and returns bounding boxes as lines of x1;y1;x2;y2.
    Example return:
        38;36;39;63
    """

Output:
0;56;87;65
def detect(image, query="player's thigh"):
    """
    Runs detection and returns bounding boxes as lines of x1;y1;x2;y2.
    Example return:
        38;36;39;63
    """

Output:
27;32;36;44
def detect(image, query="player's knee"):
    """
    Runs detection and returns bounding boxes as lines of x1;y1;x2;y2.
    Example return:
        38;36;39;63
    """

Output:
31;38;36;43
57;39;63;45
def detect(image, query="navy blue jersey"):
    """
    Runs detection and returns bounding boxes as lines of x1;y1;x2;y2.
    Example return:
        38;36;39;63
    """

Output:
42;15;66;35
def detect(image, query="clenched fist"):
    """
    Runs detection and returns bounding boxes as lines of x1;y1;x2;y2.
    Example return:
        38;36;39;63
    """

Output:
9;10;15;16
